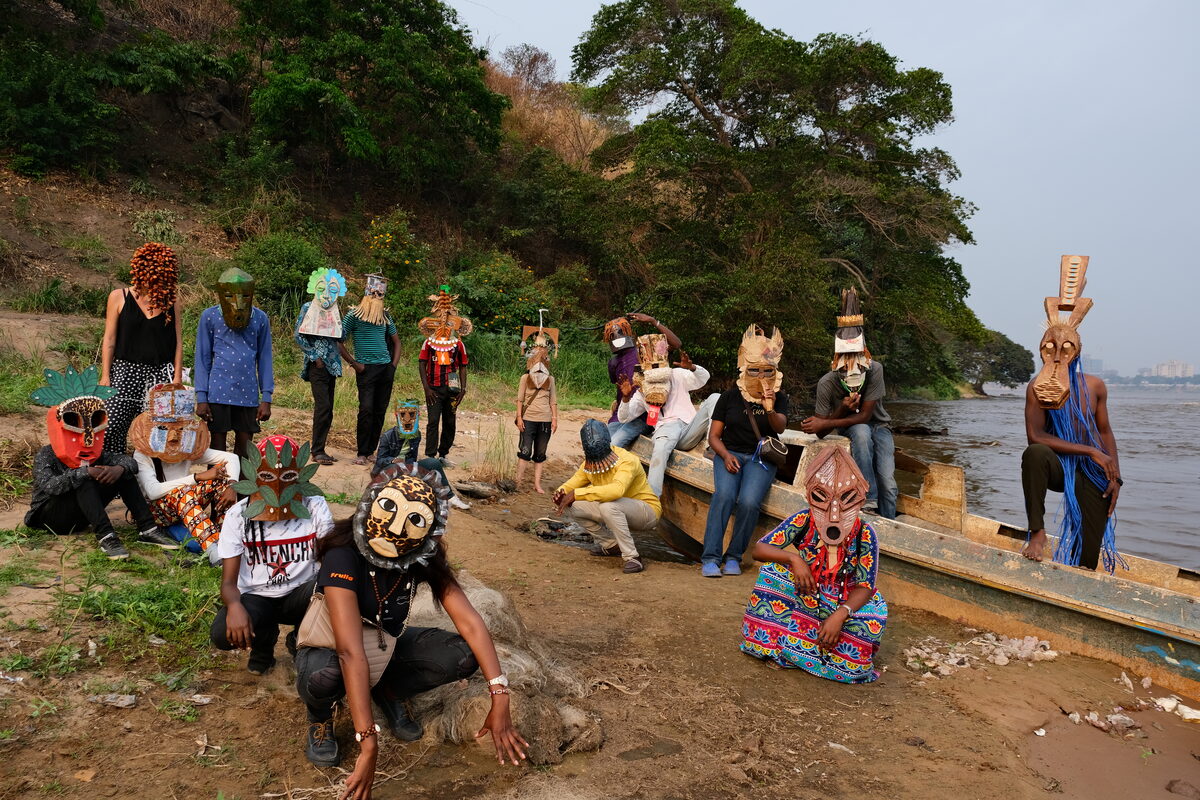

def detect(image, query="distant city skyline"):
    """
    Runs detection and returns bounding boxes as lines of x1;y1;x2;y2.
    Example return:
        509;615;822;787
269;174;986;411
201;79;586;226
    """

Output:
447;0;1200;376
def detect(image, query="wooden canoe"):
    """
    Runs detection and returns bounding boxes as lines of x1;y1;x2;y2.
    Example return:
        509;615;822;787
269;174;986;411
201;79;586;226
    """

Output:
630;433;1200;699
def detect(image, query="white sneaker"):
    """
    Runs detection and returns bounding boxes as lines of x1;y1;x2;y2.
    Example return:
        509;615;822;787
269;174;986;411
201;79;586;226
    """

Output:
449;495;471;511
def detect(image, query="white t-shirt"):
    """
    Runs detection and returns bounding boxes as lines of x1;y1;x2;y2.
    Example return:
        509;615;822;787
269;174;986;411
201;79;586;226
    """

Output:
216;496;334;598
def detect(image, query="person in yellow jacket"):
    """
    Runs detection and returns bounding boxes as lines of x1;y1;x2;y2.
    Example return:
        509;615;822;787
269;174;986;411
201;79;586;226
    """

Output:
554;419;661;574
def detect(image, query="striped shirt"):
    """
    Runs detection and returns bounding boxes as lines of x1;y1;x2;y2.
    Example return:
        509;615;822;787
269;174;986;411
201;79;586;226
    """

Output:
419;340;468;387
341;310;397;365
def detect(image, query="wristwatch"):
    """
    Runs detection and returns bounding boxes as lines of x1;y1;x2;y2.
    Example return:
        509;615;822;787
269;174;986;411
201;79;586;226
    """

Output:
355;723;381;742
487;674;509;688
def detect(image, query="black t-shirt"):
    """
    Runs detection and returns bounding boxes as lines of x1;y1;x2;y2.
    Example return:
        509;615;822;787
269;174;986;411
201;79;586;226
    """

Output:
318;545;413;637
712;387;790;456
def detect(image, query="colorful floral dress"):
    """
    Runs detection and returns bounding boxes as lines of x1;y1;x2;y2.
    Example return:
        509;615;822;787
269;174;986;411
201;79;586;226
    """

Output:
741;510;887;683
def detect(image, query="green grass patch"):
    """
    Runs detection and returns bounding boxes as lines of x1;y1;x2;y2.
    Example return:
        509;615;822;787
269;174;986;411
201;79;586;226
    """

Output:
0;653;34;672
131;209;184;246
0;348;45;415
9;278;109;316
0;555;52;595
0;527;51;549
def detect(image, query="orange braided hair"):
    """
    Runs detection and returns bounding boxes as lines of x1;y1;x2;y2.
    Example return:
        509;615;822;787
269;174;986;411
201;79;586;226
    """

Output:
129;242;179;321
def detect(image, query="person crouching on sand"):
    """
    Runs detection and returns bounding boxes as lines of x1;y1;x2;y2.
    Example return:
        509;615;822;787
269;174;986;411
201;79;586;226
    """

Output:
373;398;470;510
294;464;527;791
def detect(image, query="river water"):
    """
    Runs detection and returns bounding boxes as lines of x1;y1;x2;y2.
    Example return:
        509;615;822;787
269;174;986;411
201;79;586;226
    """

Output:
886;385;1199;571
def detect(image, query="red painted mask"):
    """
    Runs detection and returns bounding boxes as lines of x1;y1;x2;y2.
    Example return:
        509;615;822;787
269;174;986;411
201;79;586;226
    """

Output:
47;398;107;468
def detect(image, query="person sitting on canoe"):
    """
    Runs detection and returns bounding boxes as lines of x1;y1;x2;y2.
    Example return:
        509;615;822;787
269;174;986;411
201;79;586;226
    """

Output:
741;446;887;683
554;419;661;574
1020;256;1124;573
603;313;682;449
800;289;897;519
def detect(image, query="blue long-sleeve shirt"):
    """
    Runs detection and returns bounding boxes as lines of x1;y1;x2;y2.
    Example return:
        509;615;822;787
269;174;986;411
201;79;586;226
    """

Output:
194;306;274;406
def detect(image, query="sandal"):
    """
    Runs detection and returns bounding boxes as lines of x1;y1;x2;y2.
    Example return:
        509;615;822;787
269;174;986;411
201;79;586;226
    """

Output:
313;454;336;466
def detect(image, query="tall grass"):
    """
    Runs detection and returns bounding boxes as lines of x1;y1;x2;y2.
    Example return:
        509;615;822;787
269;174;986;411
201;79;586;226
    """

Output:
10;278;109;316
0;346;45;414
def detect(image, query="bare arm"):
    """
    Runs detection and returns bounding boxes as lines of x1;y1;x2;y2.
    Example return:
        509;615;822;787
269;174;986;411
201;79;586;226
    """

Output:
628;313;681;349
218;556;254;650
388;331;402;368
99;289;123;385
325;586;379;796
172;299;183;383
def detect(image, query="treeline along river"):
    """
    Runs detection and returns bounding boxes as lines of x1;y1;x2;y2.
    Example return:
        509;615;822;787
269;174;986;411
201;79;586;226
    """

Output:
888;386;1199;571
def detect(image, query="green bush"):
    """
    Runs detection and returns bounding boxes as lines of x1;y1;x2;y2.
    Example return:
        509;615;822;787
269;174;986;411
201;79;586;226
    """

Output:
448;251;550;335
231;232;328;316
10;279;108;316
131;209;184;246
107;33;235;95
366;209;431;285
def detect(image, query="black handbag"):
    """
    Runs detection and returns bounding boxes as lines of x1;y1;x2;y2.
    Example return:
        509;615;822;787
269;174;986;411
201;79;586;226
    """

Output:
744;400;788;469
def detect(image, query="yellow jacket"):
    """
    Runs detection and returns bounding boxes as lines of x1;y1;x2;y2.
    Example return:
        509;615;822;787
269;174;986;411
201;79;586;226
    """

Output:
558;448;661;516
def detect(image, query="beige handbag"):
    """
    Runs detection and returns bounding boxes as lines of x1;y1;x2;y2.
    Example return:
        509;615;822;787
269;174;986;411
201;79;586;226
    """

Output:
297;586;410;687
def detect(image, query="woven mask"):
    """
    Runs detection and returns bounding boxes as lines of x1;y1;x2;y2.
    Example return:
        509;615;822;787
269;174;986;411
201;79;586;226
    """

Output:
737;325;784;410
216;267;255;329
354;462;451;571
129;384;209;464
580;418;617;473
831;288;872;390
418;285;473;364
1032;256;1092;410
805;447;869;547
395;398;420;439
232;435;321;521
31;366;117;468
521;325;558;389
298;267;347;338
632;333;672;423
602;317;635;354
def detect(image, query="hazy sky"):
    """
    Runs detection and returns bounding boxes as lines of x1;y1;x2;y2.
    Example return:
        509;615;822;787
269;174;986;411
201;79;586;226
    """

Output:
448;0;1199;375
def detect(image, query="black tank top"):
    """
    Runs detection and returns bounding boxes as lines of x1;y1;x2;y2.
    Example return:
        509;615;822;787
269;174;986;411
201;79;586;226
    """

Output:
113;290;176;365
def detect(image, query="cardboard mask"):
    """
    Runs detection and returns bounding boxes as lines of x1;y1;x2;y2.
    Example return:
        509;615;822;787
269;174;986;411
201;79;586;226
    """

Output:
602;317;635;353
216;267;255;329
231;435;321;522
632;333;672;425
395;398;420;439
805;446;869;547
1032;255;1093;410
354;462;451;572
521;324;559;390
737;325;784;410
298;267;347;338
418;286;473;365
129;383;209;464
831;288;872;389
352;274;389;326
31;366;117;468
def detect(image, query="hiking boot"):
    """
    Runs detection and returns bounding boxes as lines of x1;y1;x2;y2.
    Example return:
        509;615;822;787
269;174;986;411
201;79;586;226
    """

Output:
623;558;645;574
137;527;180;550
97;533;129;561
721;558;742;576
285;629;298;657
375;694;424;741
449;495;471;511
700;561;722;578
247;651;276;675
589;543;621;557
305;720;340;767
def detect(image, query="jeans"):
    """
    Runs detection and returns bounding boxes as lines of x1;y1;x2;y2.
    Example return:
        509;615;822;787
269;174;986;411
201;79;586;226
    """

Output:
701;450;777;564
838;423;898;519
296;626;478;722
608;413;648;449
425;385;459;458
566;497;659;561
355;363;396;457
27;472;156;539
210;579;314;665
1021;444;1106;570
308;361;336;456
645;393;719;496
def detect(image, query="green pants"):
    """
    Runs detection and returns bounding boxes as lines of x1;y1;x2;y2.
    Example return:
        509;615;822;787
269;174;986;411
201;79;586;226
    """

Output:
1021;444;1108;570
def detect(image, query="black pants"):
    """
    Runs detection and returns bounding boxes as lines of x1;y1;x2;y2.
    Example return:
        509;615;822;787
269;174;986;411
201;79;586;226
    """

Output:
1021;444;1108;570
355;363;396;457
295;626;477;722
425;385;458;458
27;473;155;539
210;579;314;664
309;362;336;456
517;420;552;462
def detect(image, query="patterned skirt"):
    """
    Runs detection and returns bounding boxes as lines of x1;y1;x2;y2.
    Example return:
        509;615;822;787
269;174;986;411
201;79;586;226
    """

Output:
104;359;174;454
740;562;887;683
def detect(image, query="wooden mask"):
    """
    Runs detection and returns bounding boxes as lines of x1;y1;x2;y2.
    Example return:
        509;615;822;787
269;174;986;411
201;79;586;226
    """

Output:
1032;256;1093;410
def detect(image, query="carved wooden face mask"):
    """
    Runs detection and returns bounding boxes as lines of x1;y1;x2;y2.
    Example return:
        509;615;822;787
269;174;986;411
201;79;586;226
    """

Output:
805;447;869;546
737;325;784;410
418;286;473;363
353;463;451;571
298;267;347;338
394;399;420;438
32;366;117;468
1032;256;1093;410
603;317;635;353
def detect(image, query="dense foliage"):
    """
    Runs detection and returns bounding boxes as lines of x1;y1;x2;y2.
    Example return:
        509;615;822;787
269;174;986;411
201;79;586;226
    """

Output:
955;329;1035;394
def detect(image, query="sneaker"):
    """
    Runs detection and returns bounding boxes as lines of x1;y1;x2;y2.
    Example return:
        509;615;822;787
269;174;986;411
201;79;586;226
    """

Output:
622;558;645;574
247;652;276;675
589;543;621;557
721;558;742;576
449;495;471;511
137;527;181;550
305;720;341;767
97;533;130;561
374;690;424;741
700;561;722;578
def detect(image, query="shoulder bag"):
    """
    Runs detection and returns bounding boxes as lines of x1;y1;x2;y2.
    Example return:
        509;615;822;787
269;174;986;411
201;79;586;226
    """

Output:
296;579;414;687
744;399;788;470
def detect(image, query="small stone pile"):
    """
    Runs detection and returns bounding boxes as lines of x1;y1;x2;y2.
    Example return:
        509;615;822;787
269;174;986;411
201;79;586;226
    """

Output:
904;632;1059;678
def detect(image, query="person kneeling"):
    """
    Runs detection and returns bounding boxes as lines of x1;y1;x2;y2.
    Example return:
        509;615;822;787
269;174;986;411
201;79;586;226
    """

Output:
741;447;887;684
211;435;332;675
295;463;527;789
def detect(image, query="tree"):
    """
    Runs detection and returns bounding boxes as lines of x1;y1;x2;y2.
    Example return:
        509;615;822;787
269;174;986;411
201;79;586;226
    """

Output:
235;0;508;186
570;0;980;392
955;329;1034;395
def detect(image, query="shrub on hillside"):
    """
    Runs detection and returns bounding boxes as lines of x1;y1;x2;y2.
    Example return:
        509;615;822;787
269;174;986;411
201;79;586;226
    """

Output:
231;233;328;315
366;209;431;285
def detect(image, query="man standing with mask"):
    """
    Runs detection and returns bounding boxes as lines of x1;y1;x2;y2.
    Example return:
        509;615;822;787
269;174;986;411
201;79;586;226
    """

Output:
342;274;402;466
196;267;274;461
800;289;897;519
295;267;349;466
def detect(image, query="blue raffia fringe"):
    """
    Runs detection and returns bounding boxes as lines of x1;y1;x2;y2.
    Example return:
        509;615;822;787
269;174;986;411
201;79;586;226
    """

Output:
1044;360;1127;574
